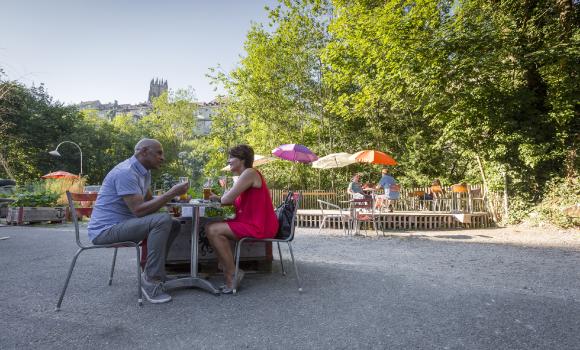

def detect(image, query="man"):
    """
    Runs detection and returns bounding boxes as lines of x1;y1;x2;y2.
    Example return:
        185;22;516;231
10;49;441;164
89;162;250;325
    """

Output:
375;168;399;212
88;138;189;304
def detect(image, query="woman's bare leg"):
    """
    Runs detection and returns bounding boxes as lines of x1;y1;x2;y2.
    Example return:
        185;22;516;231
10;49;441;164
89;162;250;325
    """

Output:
205;222;238;287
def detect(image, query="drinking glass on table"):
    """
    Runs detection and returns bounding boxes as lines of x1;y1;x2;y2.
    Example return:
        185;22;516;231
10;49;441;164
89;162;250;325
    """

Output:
179;177;189;201
203;177;213;201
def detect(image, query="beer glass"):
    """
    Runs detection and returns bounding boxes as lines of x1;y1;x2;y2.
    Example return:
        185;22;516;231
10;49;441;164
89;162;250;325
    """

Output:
179;177;189;201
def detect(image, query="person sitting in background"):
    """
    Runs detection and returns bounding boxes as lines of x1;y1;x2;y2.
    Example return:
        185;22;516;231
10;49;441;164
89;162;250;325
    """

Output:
375;168;399;212
205;145;279;294
428;178;446;199
422;179;442;200
347;173;367;199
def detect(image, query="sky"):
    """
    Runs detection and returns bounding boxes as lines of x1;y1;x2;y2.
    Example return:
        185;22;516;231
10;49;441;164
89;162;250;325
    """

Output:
0;0;277;104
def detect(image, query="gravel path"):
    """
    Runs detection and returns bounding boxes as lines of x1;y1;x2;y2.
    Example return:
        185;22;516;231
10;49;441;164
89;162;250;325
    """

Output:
0;224;578;349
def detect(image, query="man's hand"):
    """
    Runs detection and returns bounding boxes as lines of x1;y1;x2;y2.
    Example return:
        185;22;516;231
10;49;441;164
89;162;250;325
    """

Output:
167;181;189;198
123;182;189;218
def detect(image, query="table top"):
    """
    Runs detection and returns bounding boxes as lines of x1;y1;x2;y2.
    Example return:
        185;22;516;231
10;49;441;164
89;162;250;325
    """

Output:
168;200;221;208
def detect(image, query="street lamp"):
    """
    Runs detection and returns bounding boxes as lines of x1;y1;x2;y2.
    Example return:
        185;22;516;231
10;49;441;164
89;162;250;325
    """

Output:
49;141;83;176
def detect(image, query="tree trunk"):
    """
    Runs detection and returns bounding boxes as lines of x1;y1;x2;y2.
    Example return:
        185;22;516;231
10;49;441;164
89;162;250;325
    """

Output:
503;170;509;221
476;155;499;222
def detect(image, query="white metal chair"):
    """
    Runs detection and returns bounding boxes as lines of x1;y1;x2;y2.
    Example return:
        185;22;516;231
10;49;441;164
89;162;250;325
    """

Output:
232;192;302;294
55;191;143;311
317;199;351;235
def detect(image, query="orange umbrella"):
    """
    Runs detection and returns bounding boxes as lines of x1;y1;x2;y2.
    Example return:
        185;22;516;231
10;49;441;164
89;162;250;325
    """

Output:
41;171;79;179
350;150;397;166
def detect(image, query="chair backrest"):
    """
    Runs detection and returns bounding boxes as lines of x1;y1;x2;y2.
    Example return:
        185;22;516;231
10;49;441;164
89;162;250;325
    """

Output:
430;185;446;199
389;184;401;192
350;197;373;209
350;197;376;220
66;191;98;247
317;199;340;214
451;184;468;193
411;190;425;197
431;185;443;193
470;188;482;198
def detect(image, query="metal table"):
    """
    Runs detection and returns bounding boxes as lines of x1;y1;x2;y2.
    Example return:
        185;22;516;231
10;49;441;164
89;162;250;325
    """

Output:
163;201;221;295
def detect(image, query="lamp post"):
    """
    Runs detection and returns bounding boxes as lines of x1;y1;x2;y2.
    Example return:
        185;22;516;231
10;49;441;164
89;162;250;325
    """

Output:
49;141;83;176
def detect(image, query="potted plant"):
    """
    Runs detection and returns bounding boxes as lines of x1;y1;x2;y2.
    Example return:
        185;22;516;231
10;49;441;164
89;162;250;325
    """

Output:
6;186;65;225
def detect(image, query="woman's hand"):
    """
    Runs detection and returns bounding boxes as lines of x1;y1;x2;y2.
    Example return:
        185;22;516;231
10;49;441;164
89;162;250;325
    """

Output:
209;193;220;203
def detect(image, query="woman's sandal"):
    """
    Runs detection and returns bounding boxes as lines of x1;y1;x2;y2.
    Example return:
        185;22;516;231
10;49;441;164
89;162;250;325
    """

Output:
221;270;245;294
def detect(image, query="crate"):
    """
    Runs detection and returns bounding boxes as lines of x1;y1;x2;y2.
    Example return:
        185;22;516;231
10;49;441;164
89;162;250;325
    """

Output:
6;207;66;225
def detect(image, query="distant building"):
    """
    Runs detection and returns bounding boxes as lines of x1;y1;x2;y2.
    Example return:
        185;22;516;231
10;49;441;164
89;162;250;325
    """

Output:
77;99;151;120
195;100;220;135
76;78;220;134
148;78;168;103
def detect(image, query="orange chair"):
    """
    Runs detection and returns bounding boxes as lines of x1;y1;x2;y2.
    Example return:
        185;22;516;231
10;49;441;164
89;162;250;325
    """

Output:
451;183;469;212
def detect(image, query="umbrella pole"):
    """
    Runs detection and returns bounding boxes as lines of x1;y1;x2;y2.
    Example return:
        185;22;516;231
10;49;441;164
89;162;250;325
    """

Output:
331;169;336;191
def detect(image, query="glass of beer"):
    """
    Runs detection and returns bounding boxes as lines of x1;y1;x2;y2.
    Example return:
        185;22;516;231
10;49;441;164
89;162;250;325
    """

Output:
179;177;189;201
203;188;211;201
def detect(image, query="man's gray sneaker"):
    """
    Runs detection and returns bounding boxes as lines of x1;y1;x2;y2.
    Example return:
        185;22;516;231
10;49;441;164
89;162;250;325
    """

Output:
141;273;172;304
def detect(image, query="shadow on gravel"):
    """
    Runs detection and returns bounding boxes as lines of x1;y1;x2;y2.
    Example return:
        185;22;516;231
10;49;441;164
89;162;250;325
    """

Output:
433;234;473;239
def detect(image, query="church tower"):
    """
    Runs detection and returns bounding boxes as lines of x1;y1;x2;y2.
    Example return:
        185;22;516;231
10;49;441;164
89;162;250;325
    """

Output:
148;78;168;103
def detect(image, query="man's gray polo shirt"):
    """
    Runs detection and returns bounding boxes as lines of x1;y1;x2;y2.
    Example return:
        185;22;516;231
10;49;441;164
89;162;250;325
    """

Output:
88;156;151;242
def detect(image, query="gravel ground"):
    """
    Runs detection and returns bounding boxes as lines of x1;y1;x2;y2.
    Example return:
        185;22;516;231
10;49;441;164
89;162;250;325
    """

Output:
0;224;579;350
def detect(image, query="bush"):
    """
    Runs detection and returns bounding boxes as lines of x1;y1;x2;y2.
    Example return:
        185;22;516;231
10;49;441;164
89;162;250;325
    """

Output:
516;177;580;229
10;190;59;207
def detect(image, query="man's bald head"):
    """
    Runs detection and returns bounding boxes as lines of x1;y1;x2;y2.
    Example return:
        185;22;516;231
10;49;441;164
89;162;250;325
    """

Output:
134;138;161;155
134;138;165;170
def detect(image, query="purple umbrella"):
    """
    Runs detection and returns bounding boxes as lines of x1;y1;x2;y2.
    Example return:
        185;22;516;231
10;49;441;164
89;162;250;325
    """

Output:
272;144;318;164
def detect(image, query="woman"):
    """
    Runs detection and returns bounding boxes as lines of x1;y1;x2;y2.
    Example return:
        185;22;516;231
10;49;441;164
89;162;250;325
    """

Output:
205;145;279;293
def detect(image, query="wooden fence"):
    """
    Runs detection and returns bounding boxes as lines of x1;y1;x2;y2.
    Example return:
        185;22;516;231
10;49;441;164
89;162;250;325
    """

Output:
270;185;502;212
270;189;350;210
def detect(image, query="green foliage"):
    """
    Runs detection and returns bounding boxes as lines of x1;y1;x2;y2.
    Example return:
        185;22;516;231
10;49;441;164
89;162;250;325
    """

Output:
135;89;206;188
524;177;580;229
10;184;59;207
1;0;577;228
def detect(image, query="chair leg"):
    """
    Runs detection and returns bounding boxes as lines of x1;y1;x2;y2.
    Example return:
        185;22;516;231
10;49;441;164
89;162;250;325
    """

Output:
109;248;118;286
233;241;243;294
287;242;303;292
342;217;348;235
135;246;143;306
319;217;326;234
277;242;286;276
55;248;84;311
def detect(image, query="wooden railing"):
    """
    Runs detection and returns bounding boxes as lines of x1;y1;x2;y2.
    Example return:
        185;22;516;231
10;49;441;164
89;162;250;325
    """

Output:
270;185;503;216
270;188;350;209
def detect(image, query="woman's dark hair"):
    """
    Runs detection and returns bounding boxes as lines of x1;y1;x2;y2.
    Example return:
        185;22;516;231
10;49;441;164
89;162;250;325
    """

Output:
228;144;254;168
